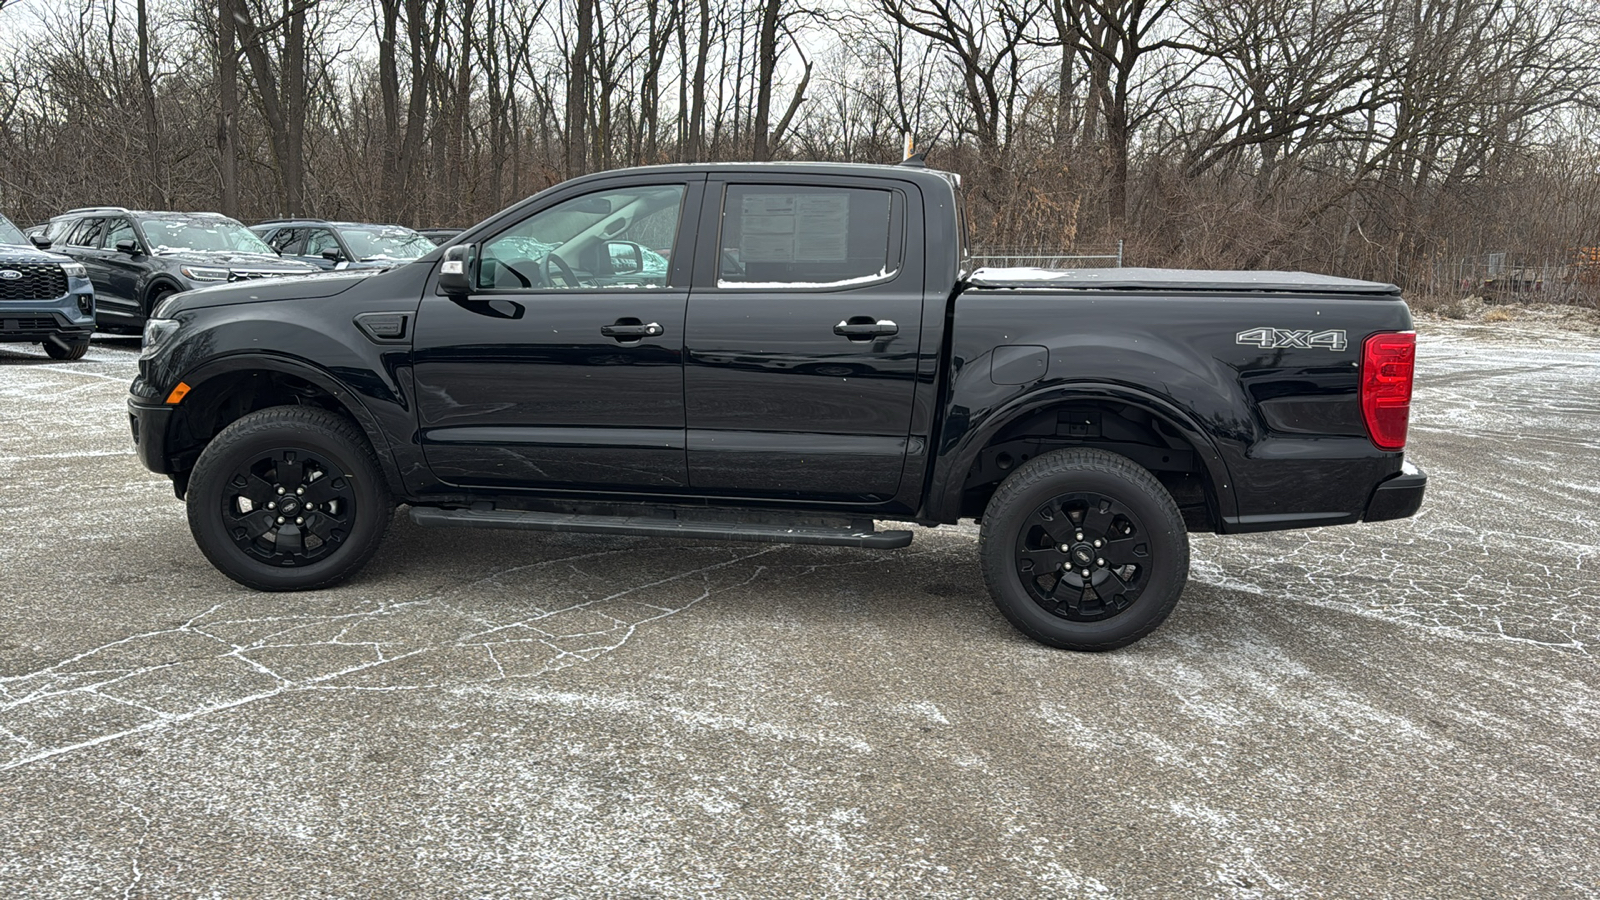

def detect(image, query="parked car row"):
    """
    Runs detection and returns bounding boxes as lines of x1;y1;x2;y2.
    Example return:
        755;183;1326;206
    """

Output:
2;206;450;358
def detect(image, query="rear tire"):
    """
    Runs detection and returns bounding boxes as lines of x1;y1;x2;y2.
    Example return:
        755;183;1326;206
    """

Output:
979;448;1189;651
186;405;392;591
42;335;90;360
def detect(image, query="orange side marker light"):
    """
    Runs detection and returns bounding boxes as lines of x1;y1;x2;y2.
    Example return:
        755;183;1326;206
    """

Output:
165;382;192;405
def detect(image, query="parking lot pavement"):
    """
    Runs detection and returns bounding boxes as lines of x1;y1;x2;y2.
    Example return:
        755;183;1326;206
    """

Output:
0;324;1597;898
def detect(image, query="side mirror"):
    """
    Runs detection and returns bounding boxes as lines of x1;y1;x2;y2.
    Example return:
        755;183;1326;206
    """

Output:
115;239;140;255
321;248;343;262
29;234;52;250
439;244;476;296
607;241;645;275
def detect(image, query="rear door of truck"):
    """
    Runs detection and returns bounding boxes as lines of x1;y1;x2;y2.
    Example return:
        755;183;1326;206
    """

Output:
683;173;926;501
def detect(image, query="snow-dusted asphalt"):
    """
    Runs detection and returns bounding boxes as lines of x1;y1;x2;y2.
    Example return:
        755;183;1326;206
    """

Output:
0;323;1596;897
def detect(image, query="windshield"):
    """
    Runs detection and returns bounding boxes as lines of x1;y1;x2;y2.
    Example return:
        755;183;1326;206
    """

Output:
140;216;276;254
340;227;434;261
0;215;27;246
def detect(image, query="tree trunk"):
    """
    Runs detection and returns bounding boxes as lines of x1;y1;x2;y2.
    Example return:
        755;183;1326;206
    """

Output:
216;0;239;216
688;0;709;162
566;0;593;177
752;0;780;160
379;0;403;217
135;0;163;206
234;1;307;216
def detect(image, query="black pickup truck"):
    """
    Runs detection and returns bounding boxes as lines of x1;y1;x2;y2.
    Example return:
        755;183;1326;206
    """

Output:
129;162;1423;650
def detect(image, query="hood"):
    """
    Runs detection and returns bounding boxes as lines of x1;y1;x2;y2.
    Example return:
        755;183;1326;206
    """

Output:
155;249;320;273
0;244;71;265
160;272;369;315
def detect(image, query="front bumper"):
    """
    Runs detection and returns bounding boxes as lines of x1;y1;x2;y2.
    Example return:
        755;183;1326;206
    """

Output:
1364;460;1427;522
0;305;95;343
128;395;175;475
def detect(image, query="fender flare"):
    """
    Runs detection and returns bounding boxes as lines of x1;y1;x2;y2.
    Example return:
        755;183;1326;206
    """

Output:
925;381;1239;523
171;352;406;497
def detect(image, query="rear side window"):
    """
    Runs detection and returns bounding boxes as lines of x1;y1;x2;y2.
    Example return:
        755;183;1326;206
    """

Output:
717;185;896;288
266;228;305;255
67;218;105;248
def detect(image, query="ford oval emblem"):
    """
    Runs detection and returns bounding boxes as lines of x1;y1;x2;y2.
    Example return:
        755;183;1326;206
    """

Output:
0;270;21;280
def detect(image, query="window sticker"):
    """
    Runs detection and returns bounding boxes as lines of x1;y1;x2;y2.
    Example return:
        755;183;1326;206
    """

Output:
739;192;850;263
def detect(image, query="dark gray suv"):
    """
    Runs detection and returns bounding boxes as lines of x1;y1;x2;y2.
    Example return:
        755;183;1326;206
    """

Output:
250;219;436;272
41;208;318;333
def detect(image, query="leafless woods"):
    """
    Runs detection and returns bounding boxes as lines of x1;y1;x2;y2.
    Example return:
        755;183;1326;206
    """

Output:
2;0;1598;292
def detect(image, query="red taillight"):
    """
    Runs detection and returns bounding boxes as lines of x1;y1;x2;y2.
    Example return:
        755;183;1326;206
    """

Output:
1361;331;1415;450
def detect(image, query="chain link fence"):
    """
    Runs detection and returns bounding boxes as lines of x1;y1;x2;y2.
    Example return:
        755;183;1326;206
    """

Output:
969;242;1124;270
1424;251;1600;305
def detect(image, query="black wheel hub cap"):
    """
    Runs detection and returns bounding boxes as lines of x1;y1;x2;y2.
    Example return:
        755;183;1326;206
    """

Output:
221;449;356;567
1013;491;1152;622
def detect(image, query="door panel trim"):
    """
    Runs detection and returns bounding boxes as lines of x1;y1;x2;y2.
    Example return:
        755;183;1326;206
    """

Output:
424;425;685;450
687;429;905;456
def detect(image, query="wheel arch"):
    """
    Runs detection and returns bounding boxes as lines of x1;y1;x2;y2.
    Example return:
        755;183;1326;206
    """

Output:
161;354;403;499
143;277;184;316
927;382;1238;529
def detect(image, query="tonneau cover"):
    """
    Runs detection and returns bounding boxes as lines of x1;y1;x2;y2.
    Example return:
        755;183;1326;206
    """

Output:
968;266;1401;296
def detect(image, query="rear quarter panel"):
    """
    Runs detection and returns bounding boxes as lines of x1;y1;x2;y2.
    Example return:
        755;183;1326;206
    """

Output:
929;288;1415;530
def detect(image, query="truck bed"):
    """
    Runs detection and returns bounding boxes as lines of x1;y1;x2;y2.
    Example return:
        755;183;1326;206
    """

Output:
967;266;1402;296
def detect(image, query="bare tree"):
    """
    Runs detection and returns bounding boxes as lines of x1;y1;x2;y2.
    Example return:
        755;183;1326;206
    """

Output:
876;0;1044;158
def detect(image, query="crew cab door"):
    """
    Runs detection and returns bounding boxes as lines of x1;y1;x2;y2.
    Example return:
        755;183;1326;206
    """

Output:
684;176;926;500
412;178;702;491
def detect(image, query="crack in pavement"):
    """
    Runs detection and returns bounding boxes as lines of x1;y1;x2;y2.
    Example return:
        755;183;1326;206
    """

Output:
0;544;784;771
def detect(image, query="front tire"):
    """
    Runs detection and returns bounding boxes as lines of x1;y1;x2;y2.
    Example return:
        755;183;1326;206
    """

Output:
186;406;392;591
979;448;1189;651
42;335;90;360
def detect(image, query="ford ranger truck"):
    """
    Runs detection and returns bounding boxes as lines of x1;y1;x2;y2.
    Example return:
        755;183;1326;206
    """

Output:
128;162;1424;651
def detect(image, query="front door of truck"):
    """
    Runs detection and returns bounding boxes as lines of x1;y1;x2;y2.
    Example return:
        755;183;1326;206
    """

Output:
412;178;701;491
683;177;926;501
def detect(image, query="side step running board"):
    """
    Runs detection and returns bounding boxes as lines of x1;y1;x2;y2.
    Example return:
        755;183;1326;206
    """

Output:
409;507;914;549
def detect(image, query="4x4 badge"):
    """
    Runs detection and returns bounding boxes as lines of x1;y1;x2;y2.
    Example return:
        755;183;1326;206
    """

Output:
1236;327;1347;351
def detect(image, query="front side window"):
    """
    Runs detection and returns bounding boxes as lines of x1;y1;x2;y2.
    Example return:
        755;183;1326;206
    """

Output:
105;218;138;249
717;185;895;288
478;184;685;291
304;229;342;258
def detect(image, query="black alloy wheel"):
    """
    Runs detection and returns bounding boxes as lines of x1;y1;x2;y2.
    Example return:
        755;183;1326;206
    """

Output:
980;448;1189;651
221;448;357;566
186;406;391;591
1013;491;1151;621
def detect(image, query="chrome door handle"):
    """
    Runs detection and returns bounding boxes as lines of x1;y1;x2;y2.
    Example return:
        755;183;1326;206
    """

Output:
834;318;897;339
